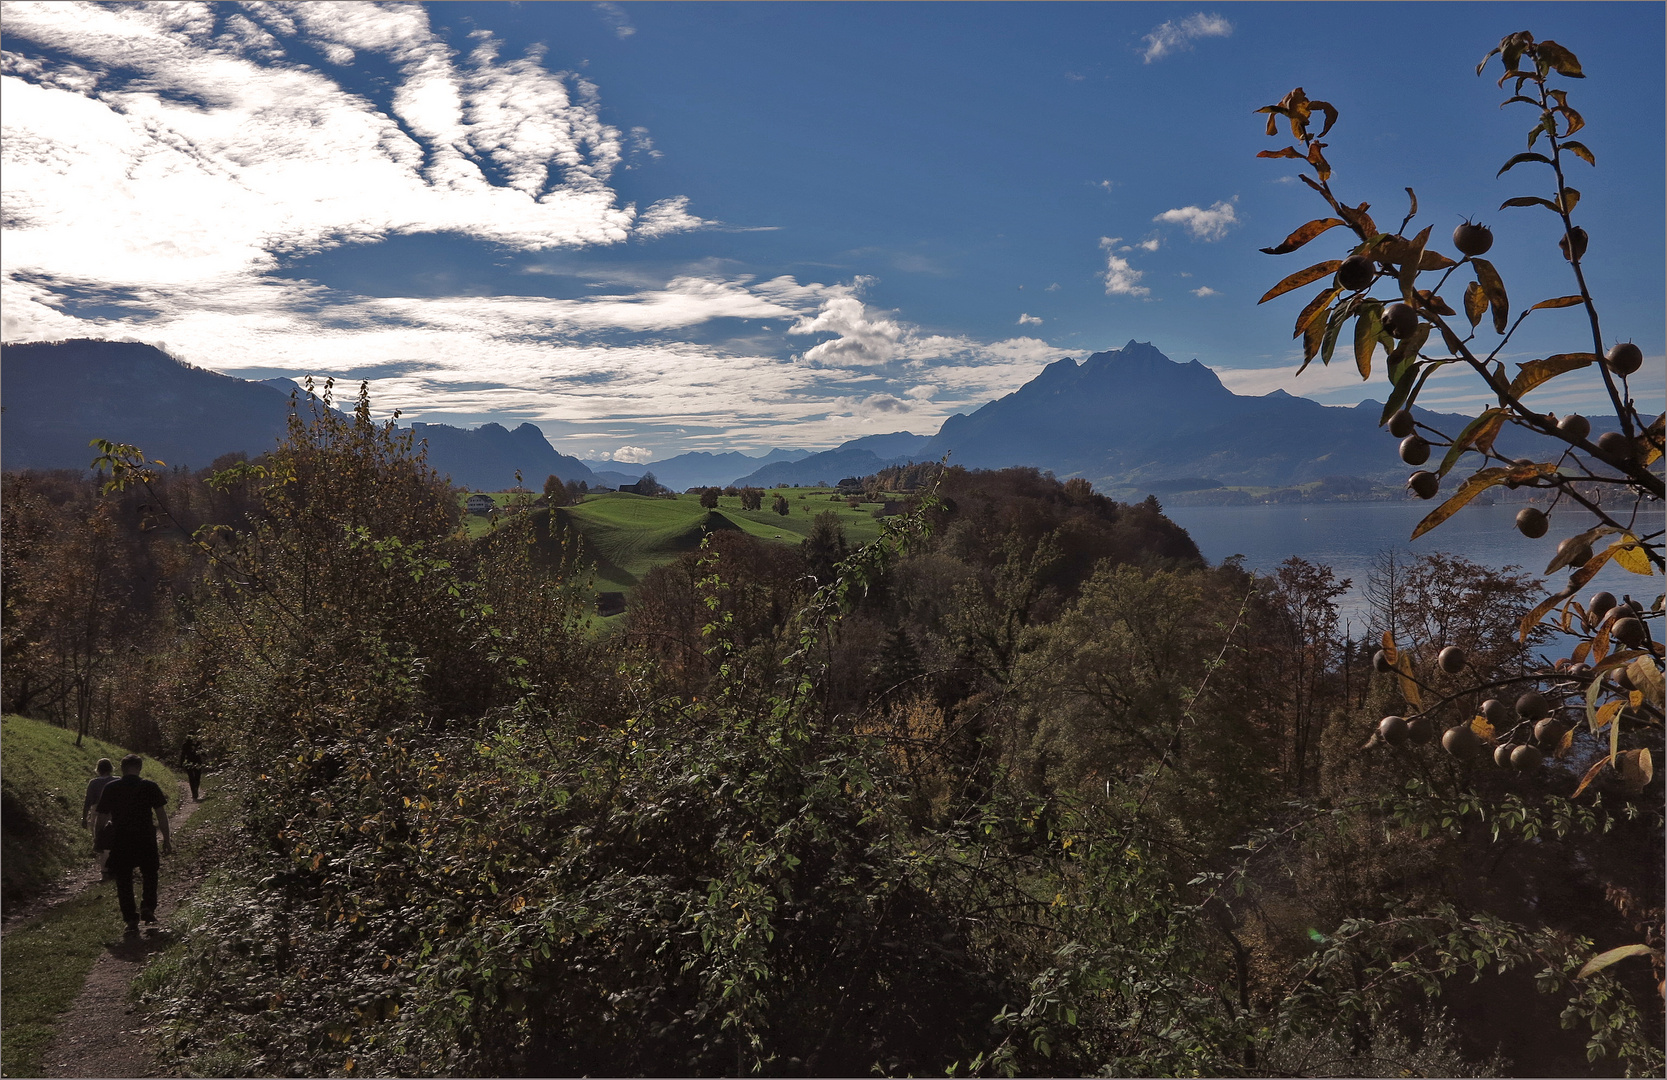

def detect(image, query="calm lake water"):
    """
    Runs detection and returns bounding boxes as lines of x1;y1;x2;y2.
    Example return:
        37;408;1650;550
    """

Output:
1163;501;1653;634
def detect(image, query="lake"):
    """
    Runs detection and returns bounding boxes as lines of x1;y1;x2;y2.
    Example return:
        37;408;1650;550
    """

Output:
1163;501;1655;635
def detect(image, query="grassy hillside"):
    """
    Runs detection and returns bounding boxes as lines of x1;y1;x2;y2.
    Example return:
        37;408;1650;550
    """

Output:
471;489;888;595
0;716;181;913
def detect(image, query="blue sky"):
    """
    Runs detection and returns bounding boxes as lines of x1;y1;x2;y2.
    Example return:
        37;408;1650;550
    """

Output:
4;2;1661;462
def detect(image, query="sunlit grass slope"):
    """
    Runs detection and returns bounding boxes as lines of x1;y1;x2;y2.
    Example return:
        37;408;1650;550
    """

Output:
1;715;181;913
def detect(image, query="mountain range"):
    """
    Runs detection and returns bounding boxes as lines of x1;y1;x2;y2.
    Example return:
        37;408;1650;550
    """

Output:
4;337;1557;495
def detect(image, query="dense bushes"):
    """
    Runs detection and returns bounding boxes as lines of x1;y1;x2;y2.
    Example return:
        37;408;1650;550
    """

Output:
3;388;1660;1076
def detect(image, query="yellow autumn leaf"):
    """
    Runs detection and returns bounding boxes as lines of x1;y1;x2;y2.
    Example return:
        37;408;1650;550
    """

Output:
1592;699;1624;732
1470;715;1495;740
1608;533;1654;576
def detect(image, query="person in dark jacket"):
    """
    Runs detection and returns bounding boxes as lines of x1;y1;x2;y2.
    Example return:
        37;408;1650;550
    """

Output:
179;735;207;802
94;754;172;935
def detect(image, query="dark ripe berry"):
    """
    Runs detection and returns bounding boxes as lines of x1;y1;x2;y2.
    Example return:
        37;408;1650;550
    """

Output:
1338;255;1375;291
1557;413;1591;441
1596;431;1634;464
1511;744;1545;771
1515;691;1550;721
1481;699;1511;726
1605;342;1643;376
1383;302;1419;338
1559;226;1588;261
1438;646;1466;673
1443;725;1480;759
1493;744;1515;768
1453;221;1494;257
1379;716;1410;745
1372;649;1393;673
1535;718;1566;747
1613;617;1646;647
1407;716;1434;744
1557;534;1593;568
1515;507;1548;538
1408;471;1439;499
1388;409;1416;438
1399;435;1431;466
1589;591;1617;621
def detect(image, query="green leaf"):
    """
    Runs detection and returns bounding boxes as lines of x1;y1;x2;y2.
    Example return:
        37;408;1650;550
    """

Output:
1259;260;1342;305
1497;152;1553;176
1386;325;1431;384
1437;409;1506;478
1509;353;1596;397
1380;358;1422;425
1562;140;1596;166
1354;303;1382;380
1471;258;1509;334
1320;296;1355;365
1259;217;1347;255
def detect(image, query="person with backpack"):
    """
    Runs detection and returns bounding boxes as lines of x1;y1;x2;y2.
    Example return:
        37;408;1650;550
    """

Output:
179;734;207;802
94;754;172;935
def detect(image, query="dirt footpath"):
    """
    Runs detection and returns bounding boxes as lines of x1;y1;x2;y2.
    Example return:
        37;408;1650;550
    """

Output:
35;782;206;1079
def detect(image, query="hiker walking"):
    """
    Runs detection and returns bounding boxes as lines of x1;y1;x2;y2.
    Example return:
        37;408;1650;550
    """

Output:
81;758;118;876
94;754;172;935
179;734;207;802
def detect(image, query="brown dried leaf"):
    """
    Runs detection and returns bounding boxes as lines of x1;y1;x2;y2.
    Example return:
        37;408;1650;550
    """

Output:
1615;748;1653;792
1260;217;1347;255
1259;261;1342;305
1463;281;1487;328
1411;467;1509;540
1571;753;1610;798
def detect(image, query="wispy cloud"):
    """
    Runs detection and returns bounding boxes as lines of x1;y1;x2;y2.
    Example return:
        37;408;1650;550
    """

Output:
594;2;636;40
1017;313;1043;326
1153;198;1239;241
1142;13;1233;64
1098;238;1150;298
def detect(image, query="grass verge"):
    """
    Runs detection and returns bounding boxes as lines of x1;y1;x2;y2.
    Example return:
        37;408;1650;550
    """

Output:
2;715;181;914
0;778;235;1079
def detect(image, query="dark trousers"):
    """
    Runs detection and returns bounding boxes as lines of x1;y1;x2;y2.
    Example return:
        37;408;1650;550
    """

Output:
184;767;202;801
109;844;159;924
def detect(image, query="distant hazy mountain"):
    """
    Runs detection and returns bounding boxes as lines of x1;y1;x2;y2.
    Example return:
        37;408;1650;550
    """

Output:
583;447;812;490
917;340;1484;488
0;338;594;490
405;422;595;491
2;339;304;471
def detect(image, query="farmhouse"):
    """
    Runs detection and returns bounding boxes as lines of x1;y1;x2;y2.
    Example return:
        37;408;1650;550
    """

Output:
465;493;495;515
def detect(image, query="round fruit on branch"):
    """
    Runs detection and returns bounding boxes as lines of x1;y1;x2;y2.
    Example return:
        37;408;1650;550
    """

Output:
1399;435;1431;466
1605;341;1642;376
1338;255;1375;291
1557;413;1591;441
1515;507;1548;538
1438;646;1466;674
1453;220;1494;257
1407;471;1439;499
1382;302;1420;338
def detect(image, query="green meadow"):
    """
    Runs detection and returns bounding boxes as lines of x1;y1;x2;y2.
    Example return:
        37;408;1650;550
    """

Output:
462;489;890;598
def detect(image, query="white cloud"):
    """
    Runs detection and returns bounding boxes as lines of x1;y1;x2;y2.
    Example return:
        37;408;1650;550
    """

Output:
1098;237;1149;298
1153;198;1239;241
1192;286;1219;297
1045;282;1061;292
1142;13;1233;63
1133;237;1161;253
594;2;636;40
1018;313;1043;326
0;3;1088;453
0;0;667;300
611;445;653;463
